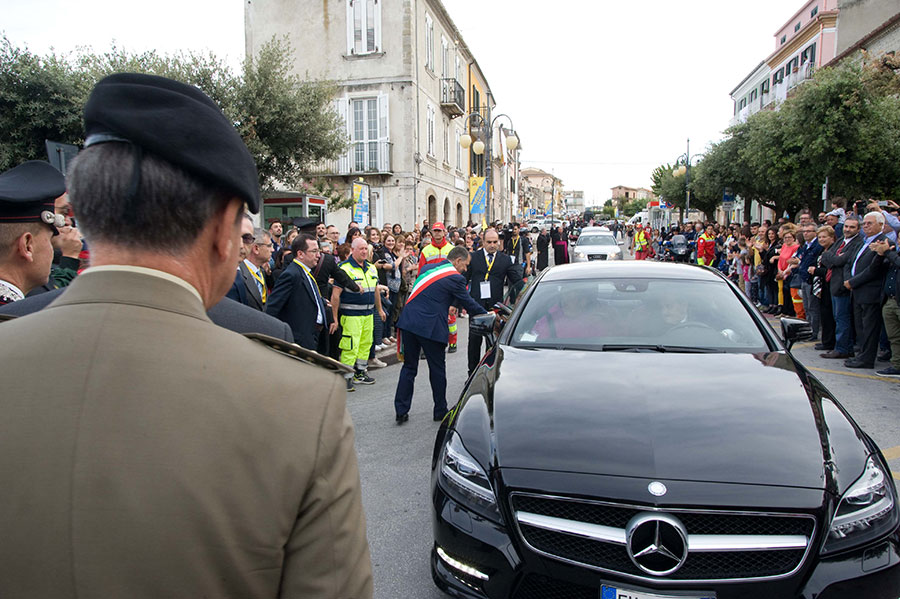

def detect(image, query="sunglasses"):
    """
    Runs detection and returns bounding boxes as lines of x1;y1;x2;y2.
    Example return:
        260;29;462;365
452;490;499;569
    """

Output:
241;233;255;244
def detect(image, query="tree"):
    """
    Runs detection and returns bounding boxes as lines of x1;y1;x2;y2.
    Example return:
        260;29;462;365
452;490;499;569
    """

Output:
0;37;86;171
0;36;347;193
622;198;646;217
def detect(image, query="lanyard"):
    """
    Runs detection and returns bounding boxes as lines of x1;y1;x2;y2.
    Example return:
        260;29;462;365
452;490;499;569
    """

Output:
294;259;322;298
247;264;267;303
484;253;495;281
511;237;519;257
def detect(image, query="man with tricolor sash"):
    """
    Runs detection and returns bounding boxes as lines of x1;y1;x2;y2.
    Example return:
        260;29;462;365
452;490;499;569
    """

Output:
392;245;486;425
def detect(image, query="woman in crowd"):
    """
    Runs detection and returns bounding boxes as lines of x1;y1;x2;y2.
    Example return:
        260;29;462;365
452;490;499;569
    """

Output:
809;225;837;352
759;227;779;313
774;226;799;317
392;223;403;237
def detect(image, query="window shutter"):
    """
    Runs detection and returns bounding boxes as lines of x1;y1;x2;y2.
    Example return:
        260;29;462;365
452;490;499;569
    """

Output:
346;0;355;55
374;0;382;52
335;98;350;174
378;94;389;172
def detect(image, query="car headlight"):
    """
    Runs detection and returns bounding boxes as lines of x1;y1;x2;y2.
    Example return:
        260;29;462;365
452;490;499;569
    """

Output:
822;456;898;554
574;251;585;259
439;432;502;523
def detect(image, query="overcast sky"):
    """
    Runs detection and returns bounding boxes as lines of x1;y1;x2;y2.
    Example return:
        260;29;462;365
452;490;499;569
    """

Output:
4;0;801;207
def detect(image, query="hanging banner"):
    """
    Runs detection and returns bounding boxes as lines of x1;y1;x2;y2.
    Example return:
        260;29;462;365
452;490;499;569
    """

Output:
469;177;487;214
352;181;369;224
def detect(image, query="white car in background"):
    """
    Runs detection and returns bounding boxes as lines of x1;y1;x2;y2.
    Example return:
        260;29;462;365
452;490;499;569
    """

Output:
572;227;623;261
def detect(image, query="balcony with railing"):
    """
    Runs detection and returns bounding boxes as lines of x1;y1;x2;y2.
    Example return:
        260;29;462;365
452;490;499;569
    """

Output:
307;140;393;176
440;78;465;117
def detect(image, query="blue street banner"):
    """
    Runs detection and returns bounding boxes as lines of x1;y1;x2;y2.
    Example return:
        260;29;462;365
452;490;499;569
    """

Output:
352;182;369;224
469;177;486;214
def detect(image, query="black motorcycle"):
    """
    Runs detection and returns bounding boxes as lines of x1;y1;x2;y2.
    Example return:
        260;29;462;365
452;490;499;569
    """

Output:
662;234;693;263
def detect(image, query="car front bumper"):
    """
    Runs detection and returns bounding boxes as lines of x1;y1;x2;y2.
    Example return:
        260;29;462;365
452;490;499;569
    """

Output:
432;485;900;599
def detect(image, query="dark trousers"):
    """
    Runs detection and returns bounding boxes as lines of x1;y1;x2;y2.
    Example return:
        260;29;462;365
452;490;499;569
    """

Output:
832;294;854;354
394;329;447;418
854;301;884;366
819;287;835;349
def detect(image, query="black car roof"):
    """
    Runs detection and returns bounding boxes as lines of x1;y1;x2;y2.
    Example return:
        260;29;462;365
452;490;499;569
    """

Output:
541;261;725;282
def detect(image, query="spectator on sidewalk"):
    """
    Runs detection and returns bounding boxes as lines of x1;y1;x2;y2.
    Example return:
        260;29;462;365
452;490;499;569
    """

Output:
795;223;822;333
843;212;889;368
265;235;327;351
809;226;837;352
870;237;900;377
820;216;863;359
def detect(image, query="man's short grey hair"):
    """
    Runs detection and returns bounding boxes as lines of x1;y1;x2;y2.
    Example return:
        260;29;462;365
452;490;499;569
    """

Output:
866;211;886;226
252;228;269;244
447;245;469;262
67;143;233;253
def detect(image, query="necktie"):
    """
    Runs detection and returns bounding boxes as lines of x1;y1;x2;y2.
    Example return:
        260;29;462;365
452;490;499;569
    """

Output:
826;240;845;283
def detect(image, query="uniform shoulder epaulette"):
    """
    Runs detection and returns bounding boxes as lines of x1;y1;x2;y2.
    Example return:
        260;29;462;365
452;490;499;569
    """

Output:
243;333;353;374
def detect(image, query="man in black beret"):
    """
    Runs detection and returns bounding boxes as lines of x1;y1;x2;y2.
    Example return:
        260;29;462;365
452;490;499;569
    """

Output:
0;73;372;599
0;160;67;305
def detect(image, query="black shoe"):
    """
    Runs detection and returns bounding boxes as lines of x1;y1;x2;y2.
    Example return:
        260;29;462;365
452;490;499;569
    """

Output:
814;343;833;351
395;413;409;424
346;378;355;392
447;344;457;354
844;359;874;369
433;412;448;422
821;351;851;359
353;371;376;385
877;351;892;363
771;306;782;316
876;366;900;378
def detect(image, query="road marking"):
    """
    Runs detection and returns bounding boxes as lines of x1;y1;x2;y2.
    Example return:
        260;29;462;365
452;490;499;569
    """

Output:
883;446;900;461
807;366;900;384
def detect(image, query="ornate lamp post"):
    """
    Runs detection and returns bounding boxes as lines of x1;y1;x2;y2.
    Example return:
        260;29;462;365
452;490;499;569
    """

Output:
459;110;518;224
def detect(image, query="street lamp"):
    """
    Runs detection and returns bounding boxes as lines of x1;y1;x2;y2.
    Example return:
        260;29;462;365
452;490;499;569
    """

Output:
459;106;518;224
671;137;700;220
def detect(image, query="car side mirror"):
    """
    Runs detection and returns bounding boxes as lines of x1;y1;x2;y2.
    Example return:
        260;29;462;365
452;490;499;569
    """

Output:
781;317;814;350
470;313;499;347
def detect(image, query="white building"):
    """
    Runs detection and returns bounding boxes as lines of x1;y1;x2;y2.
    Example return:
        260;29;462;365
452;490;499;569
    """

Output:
246;0;515;229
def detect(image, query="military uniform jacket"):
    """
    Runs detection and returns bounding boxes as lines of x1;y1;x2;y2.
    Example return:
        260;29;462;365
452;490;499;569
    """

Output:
0;268;372;599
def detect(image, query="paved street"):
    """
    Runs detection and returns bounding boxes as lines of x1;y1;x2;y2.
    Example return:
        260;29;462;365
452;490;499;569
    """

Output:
347;249;900;599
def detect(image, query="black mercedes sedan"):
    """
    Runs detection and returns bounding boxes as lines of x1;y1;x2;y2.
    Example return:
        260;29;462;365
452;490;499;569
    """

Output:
430;261;900;599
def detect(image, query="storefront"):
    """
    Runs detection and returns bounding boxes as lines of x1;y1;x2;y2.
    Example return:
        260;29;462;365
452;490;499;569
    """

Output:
261;192;328;227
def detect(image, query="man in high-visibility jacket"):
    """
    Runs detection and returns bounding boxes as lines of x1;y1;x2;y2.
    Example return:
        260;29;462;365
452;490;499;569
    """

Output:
696;225;717;266
633;224;650;261
331;237;386;392
418;222;458;352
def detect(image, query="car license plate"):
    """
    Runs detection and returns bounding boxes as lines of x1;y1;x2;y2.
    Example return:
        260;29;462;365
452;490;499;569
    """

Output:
601;585;714;599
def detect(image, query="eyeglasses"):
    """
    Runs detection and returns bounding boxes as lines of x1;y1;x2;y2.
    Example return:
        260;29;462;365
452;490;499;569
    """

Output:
254;242;274;248
241;234;255;244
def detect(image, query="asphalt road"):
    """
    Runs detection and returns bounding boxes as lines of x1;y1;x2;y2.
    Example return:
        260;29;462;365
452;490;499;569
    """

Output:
346;238;900;599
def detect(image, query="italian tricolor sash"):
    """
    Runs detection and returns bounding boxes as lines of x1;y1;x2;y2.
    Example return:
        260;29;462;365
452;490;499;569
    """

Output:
407;261;458;303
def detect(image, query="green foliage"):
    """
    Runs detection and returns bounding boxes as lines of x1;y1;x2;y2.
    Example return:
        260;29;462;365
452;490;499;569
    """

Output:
622;198;646;217
600;203;616;218
652;57;900;221
0;38;86;170
0;35;346;192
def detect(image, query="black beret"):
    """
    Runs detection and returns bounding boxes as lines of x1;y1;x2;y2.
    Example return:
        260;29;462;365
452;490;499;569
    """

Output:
0;161;66;234
83;73;261;213
291;217;320;231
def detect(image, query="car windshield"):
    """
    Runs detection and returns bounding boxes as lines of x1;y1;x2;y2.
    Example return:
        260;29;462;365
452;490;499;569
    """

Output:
577;234;618;247
510;278;769;352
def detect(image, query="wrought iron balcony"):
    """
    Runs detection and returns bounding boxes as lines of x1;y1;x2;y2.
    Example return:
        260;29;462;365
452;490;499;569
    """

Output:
440;78;465;117
307;141;393;176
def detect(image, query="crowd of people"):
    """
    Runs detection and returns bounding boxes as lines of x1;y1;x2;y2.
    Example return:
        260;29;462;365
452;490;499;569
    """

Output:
622;201;900;377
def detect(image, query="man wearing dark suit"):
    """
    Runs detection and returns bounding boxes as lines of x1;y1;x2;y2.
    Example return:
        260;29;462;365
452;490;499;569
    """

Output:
266;234;327;351
0;288;294;342
465;228;524;374
870;237;900;377
226;228;270;311
820;216;863;359
393;246;486;424
843;212;889;368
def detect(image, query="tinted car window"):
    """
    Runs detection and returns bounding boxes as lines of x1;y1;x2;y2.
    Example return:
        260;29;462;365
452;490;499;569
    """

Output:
510;278;768;351
576;235;618;247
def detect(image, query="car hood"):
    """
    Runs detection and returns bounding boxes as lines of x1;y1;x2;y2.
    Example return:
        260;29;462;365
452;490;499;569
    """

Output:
485;347;862;490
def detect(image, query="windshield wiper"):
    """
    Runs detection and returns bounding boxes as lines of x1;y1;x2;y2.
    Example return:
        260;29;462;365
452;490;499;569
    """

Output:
600;344;724;354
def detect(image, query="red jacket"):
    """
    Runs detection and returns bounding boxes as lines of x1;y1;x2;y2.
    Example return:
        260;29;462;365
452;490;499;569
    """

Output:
697;233;716;265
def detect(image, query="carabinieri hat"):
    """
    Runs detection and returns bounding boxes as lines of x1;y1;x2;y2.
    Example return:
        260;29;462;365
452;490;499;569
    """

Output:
82;73;261;213
0;161;67;235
